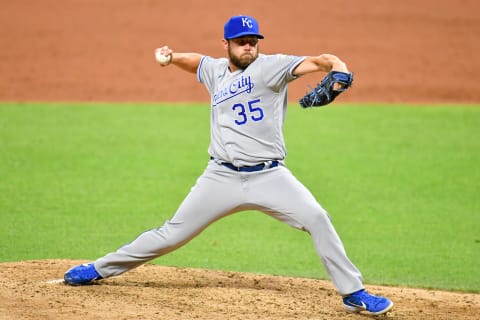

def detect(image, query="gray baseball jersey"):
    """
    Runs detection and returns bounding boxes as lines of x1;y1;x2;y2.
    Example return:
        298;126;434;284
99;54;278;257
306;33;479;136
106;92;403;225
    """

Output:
199;53;300;167
94;53;364;295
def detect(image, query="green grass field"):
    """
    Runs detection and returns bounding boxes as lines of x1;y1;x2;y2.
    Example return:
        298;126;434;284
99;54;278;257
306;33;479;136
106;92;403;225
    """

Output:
0;102;479;292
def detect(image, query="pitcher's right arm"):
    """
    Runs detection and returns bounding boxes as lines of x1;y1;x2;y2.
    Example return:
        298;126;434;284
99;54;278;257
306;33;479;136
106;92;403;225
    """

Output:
155;45;202;74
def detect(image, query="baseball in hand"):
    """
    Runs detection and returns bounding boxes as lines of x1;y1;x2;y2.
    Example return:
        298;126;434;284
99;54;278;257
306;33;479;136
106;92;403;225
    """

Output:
155;48;171;65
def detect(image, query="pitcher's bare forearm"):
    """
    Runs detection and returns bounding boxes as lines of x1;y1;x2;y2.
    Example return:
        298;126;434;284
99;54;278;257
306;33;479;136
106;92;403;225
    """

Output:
155;45;202;74
293;54;348;76
171;52;203;73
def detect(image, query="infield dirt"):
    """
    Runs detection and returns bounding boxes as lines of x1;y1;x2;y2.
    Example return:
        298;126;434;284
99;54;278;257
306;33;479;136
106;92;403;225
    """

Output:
1;0;479;103
0;260;479;320
0;1;479;319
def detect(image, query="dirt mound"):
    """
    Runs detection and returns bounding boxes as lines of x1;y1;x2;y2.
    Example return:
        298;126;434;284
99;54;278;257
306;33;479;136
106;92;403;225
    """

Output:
0;260;478;319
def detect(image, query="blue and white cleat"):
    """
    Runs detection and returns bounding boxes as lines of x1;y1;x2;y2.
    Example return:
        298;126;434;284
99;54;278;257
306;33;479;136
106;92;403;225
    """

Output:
64;263;102;286
343;289;393;315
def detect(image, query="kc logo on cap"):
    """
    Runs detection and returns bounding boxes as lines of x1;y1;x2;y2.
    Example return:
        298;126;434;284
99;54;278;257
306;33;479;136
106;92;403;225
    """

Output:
241;17;253;28
224;15;264;40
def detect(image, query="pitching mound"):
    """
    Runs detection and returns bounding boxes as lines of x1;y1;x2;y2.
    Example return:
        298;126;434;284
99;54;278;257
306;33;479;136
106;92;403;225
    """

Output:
0;260;478;319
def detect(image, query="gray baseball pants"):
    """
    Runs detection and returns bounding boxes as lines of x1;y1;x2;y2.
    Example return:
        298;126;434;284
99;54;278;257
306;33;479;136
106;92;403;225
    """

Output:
94;160;364;295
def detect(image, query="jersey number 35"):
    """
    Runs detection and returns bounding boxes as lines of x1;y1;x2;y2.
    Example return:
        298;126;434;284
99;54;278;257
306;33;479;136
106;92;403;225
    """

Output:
232;99;264;125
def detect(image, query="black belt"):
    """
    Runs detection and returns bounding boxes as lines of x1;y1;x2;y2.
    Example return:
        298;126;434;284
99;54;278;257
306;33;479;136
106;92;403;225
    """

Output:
210;157;279;172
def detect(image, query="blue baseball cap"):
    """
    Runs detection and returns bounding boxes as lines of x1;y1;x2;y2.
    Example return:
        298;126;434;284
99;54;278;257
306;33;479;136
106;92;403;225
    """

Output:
224;15;264;40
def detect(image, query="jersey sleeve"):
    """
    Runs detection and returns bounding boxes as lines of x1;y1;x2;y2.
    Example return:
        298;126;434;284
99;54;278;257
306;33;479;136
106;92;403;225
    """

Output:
261;54;306;91
197;56;228;94
196;56;209;85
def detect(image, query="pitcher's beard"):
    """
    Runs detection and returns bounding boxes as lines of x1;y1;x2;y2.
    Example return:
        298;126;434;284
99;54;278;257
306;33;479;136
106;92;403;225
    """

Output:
229;50;258;70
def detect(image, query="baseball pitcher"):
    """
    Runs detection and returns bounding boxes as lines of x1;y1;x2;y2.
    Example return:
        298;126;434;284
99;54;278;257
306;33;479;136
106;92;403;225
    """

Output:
64;15;393;316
